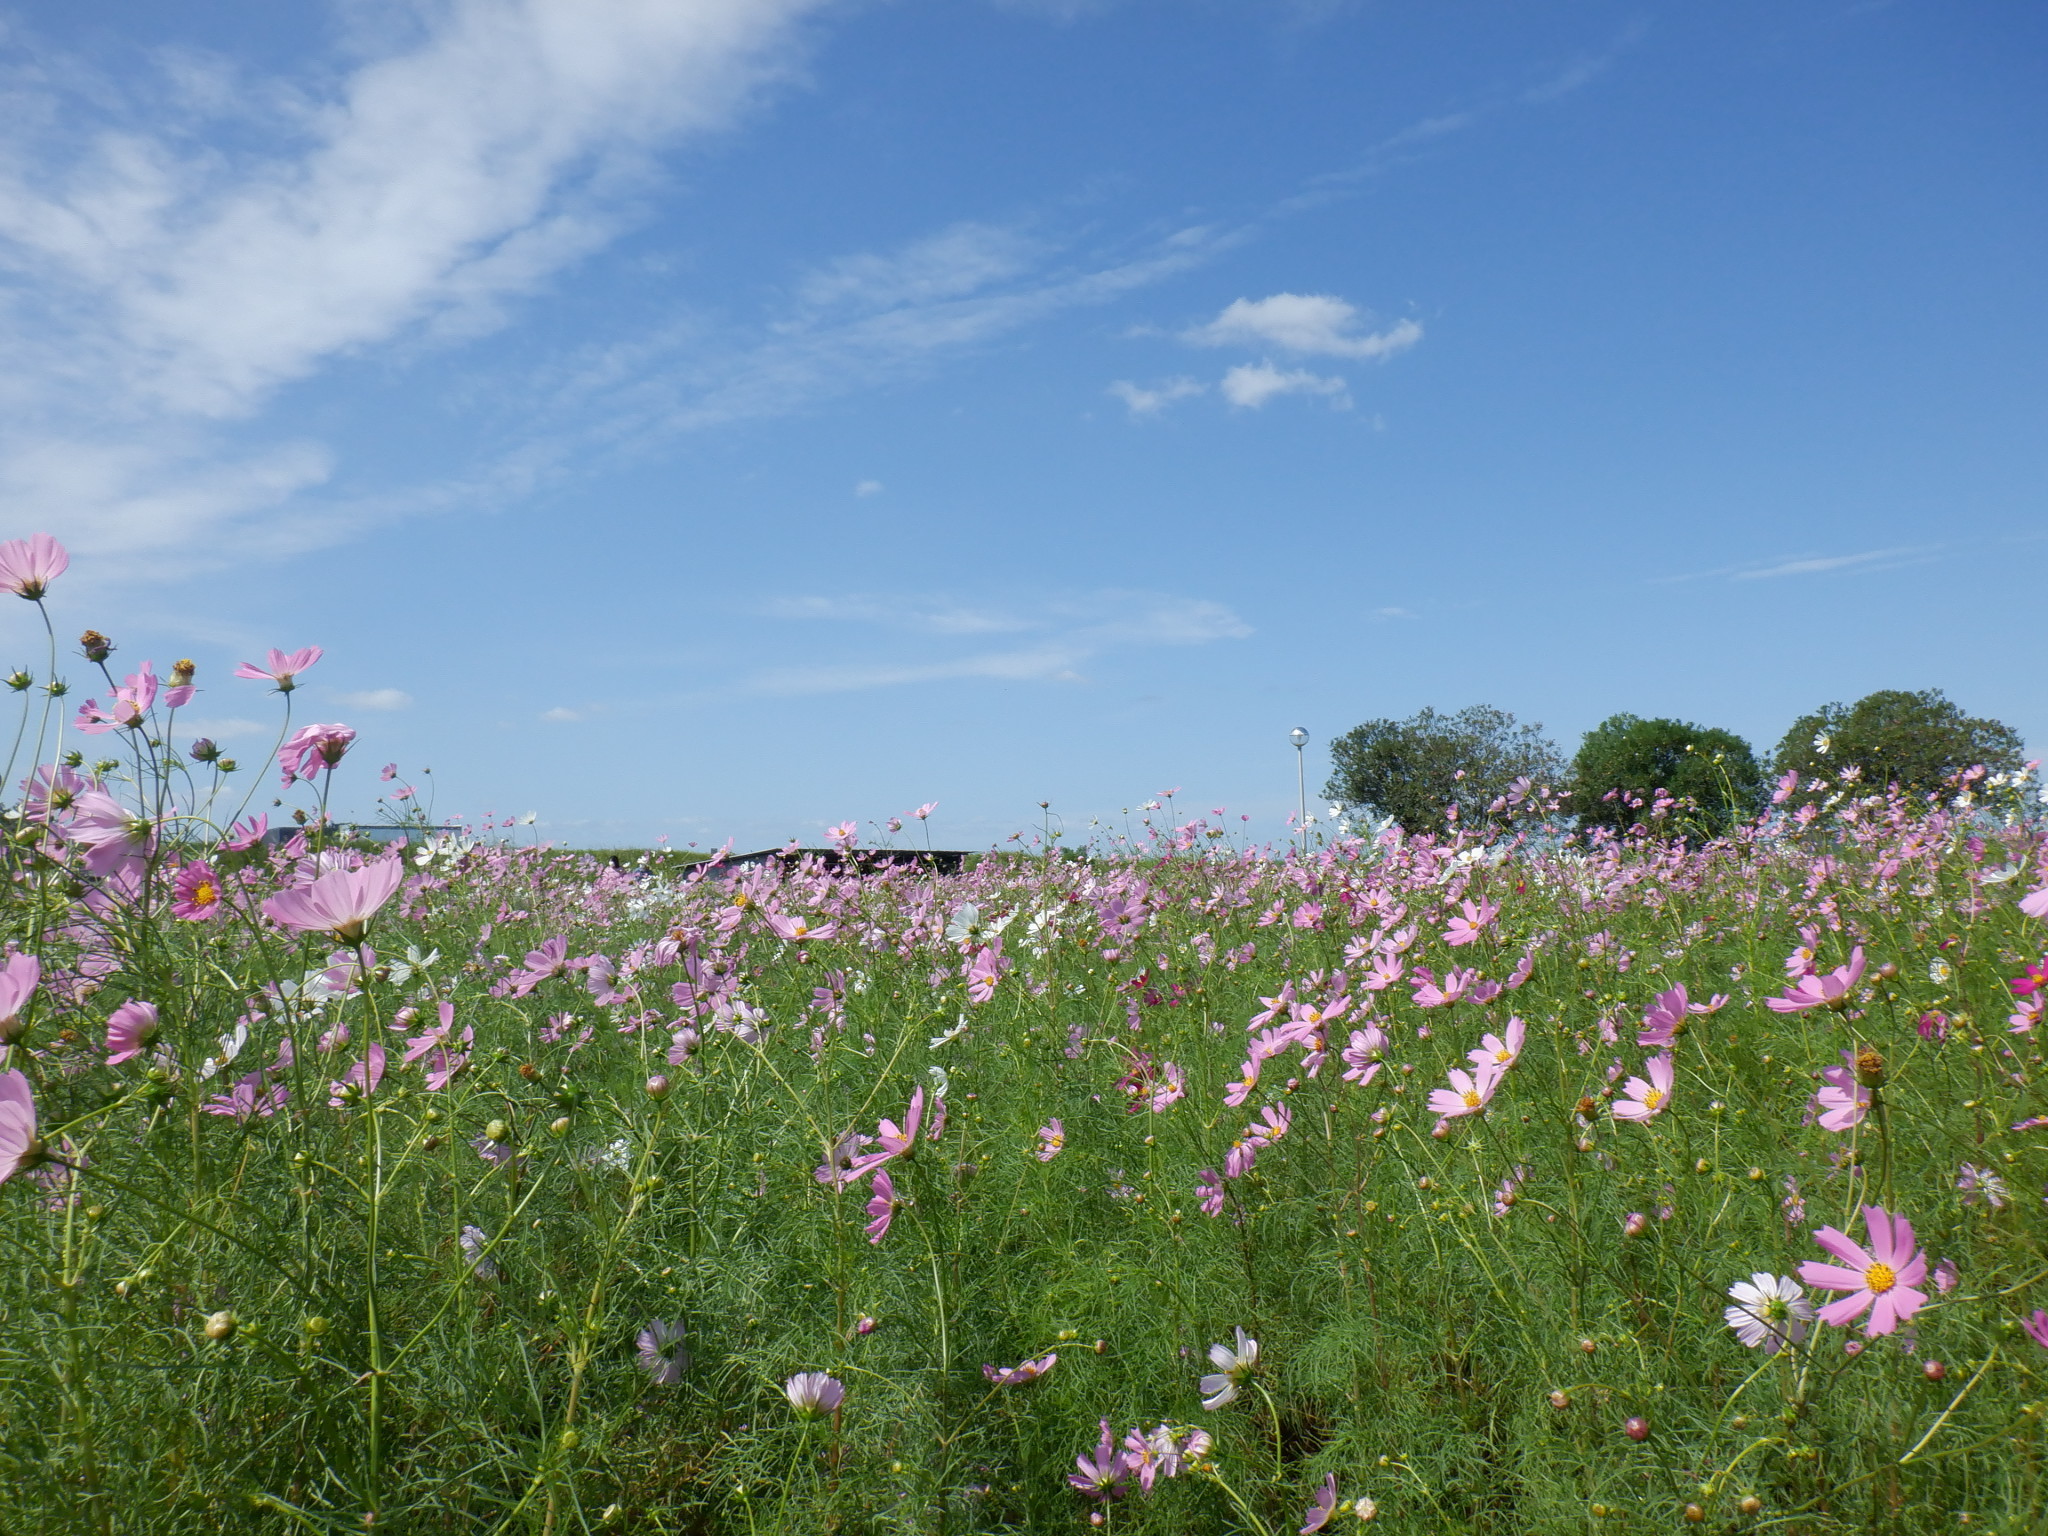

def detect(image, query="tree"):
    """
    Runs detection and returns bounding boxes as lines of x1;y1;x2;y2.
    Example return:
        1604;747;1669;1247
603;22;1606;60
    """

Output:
1569;714;1765;837
1771;689;2027;807
1324;705;1565;836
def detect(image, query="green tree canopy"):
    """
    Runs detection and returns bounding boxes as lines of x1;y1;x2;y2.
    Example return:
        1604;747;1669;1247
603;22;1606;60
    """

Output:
1771;688;2026;806
1569;714;1765;837
1324;704;1565;836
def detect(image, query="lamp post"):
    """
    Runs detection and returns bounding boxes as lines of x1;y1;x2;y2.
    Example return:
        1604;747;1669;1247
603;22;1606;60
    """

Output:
1289;726;1309;859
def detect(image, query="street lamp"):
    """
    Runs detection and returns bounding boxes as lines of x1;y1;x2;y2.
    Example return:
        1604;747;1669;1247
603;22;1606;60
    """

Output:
1289;727;1309;858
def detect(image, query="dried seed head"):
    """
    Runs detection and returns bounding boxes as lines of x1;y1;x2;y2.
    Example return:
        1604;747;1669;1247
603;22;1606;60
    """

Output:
205;1310;238;1341
1854;1045;1886;1087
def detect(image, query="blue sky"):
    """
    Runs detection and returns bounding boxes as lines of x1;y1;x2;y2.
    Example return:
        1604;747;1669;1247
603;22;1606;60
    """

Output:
1;0;2041;849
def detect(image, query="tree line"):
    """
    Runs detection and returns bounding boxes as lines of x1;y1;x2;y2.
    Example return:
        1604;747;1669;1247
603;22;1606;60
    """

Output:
1323;688;2032;838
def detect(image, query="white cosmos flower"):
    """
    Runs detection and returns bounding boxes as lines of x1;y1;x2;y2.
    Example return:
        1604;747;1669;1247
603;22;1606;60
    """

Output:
1723;1273;1813;1352
1198;1326;1260;1410
929;1016;969;1050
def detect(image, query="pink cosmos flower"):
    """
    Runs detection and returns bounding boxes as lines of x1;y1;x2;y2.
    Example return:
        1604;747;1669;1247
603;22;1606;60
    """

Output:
1342;1025;1386;1085
982;1352;1058;1386
1771;768;1799;804
964;944;1010;1004
278;723;356;787
913;801;938;820
1036;1118;1065;1161
1222;1058;1263;1108
220;815;269;852
202;1069;287;1122
2011;958;2048;998
0;1069;43;1182
1426;1063;1503;1120
1149;1061;1187;1111
0;954;40;1042
1613;1052;1675;1122
1638;985;1693;1047
104;999;158;1066
262;856;405;944
636;1320;690;1384
1196;1167;1226;1216
1766;946;1867;1013
1411;967;1476;1009
864;1167;899;1244
0;533;67;600
825;820;858;851
2021;885;2048;921
1301;1473;1340;1533
2023;1311;2048;1352
1444;898;1497;947
234;646;323;692
63;788;154;877
171;861;226;921
784;1371;845;1417
844;1087;924;1182
1804;1050;1871;1132
74;662;162;735
1468;1017;1527;1072
1798;1204;1929;1337
328;1044;387;1107
765;911;838;943
1069;1418;1129;1501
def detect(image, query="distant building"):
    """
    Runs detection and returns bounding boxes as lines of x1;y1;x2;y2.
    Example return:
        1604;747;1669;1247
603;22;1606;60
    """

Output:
716;847;973;877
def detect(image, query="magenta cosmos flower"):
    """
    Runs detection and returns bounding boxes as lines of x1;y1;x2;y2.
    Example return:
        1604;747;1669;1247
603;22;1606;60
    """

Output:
1766;946;1867;1013
0;1069;43;1182
234;646;323;692
1301;1473;1341;1533
1798;1204;1929;1337
171;861;226;921
262;856;405;945
2023;1311;2048;1352
104;999;159;1066
844;1086;923;1181
1613;1052;1675;1122
0;533;67;600
1069;1418;1129;1502
864;1167;900;1244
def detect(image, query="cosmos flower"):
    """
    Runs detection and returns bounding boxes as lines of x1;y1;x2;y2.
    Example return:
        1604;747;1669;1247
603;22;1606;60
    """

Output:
1798;1205;1929;1337
262;857;406;945
1196;1168;1226;1216
1300;1473;1340;1533
1805;1050;1871;1132
1426;1063;1502;1120
0;954;41;1043
278;723;357;787
1036;1118;1065;1161
0;533;67;600
1199;1326;1259;1409
1467;1017;1526;1071
1613;1053;1675;1122
171;861;226;921
104;999;159;1066
1766;947;1867;1012
864;1168;900;1244
784;1372;845;1418
1723;1273;1814;1352
982;1353;1058;1386
636;1320;690;1384
233;646;323;692
0;1069;44;1183
1069;1418;1128;1501
459;1224;498;1279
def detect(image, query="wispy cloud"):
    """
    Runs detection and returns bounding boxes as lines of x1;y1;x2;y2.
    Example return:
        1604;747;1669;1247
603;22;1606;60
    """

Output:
333;688;413;711
0;0;830;568
1108;377;1207;416
1651;544;1943;584
750;588;1251;694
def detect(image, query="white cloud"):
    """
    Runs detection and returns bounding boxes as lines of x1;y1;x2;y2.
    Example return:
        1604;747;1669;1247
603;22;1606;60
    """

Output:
1219;362;1349;410
1185;294;1422;360
750;588;1251;694
853;479;883;497
1108;377;1205;416
334;688;413;711
540;706;582;722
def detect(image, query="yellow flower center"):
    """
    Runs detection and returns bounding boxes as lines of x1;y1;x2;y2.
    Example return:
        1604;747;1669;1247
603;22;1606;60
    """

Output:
1461;1090;1482;1109
1494;1049;1512;1063
1641;1088;1664;1111
192;880;218;907
1864;1262;1896;1294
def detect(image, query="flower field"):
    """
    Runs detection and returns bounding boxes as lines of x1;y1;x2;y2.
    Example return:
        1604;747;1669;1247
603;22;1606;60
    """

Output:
2;536;2046;1534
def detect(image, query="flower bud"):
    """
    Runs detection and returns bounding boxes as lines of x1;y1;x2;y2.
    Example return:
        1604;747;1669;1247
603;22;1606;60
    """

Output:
1876;961;1898;981
5;670;30;692
1623;1212;1648;1237
1923;1359;1946;1382
1683;1505;1705;1523
205;1309;238;1341
1853;1044;1886;1088
78;630;113;663
305;1316;330;1336
1549;1390;1571;1409
1738;1496;1762;1515
170;658;196;687
644;1074;670;1100
1623;1416;1649;1442
188;737;220;763
548;1116;571;1138
485;1119;510;1143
